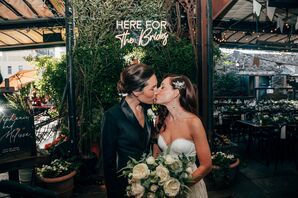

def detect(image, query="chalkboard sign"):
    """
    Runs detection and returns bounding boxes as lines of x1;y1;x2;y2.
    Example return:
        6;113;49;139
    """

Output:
0;108;36;163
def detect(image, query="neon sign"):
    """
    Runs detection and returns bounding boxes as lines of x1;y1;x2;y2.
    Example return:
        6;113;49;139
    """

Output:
115;20;169;48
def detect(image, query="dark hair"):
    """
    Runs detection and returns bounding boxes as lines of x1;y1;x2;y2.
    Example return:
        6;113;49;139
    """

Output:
157;74;198;132
117;63;155;95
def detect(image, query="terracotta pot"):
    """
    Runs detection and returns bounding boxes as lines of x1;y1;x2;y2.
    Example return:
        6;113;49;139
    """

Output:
212;158;240;170
39;171;76;198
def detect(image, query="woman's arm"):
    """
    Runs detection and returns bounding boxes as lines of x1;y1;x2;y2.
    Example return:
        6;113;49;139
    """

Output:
153;143;161;158
189;117;212;183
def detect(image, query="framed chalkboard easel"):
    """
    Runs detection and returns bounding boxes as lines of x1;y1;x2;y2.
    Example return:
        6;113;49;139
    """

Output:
0;109;36;163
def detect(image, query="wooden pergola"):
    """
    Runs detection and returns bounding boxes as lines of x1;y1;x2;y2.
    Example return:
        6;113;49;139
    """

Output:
0;0;65;51
213;0;298;52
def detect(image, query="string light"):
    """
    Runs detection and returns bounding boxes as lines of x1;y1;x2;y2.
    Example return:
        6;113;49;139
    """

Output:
213;27;292;43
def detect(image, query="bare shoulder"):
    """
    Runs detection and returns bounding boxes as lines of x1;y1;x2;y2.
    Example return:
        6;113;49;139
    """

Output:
187;115;205;136
187;115;203;127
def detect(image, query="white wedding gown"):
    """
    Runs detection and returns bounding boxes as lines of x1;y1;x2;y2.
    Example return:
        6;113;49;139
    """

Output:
158;136;208;198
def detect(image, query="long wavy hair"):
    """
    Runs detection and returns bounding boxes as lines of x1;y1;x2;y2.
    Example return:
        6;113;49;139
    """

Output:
156;74;198;133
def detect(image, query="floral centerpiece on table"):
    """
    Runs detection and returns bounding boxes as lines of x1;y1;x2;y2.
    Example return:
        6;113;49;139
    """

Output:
257;113;293;125
120;152;196;197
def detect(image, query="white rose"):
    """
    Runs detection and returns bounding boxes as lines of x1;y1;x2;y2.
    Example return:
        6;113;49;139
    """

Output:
147;192;155;198
150;184;158;192
156;165;170;184
131;183;145;198
164;155;175;165
163;178;181;197
132;163;150;180
186;167;193;174
146;156;155;165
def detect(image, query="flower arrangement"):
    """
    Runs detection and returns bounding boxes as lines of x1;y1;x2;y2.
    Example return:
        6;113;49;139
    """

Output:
257;113;294;125
147;109;157;124
37;158;76;178
146;104;159;126
211;151;239;186
212;151;236;168
120;152;196;197
44;134;68;151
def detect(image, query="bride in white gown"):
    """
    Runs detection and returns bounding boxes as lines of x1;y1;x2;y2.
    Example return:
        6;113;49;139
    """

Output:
154;74;212;198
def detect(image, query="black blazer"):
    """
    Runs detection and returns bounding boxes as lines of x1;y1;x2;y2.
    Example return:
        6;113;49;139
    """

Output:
101;99;152;198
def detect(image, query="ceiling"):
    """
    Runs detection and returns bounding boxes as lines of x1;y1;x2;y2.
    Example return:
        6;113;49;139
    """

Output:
0;0;65;51
213;0;298;52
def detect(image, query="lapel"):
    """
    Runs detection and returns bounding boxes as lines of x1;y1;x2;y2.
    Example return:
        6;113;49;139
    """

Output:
142;104;152;146
120;99;151;146
120;99;140;128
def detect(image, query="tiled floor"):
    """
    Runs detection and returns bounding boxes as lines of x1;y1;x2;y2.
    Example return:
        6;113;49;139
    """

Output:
208;141;298;198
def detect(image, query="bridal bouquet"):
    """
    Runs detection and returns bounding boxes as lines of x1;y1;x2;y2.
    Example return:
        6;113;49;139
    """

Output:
120;152;196;197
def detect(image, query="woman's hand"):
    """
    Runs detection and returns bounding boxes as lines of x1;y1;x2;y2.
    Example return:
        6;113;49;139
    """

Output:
186;177;197;187
153;144;161;158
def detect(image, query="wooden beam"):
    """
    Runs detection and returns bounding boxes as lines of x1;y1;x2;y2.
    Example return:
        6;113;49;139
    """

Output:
219;42;298;52
0;17;65;30
212;0;236;20
0;41;65;51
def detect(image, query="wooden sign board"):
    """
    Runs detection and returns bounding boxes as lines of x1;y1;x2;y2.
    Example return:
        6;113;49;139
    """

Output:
0;109;36;163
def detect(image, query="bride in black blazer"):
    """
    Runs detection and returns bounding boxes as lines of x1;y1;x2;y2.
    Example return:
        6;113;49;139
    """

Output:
101;63;158;198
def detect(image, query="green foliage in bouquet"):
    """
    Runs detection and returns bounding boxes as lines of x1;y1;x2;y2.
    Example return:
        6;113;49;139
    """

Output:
120;152;196;197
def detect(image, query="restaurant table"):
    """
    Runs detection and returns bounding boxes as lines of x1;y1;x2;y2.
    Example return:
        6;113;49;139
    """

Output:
236;120;298;169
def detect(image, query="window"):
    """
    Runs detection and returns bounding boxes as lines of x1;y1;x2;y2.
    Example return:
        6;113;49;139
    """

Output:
7;66;12;75
18;65;23;71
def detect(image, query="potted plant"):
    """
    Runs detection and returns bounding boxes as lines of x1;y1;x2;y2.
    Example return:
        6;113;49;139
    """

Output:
37;158;79;198
211;151;240;187
213;133;238;154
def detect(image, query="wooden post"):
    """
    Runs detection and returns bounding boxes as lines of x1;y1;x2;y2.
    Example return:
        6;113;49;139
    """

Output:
196;0;213;139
